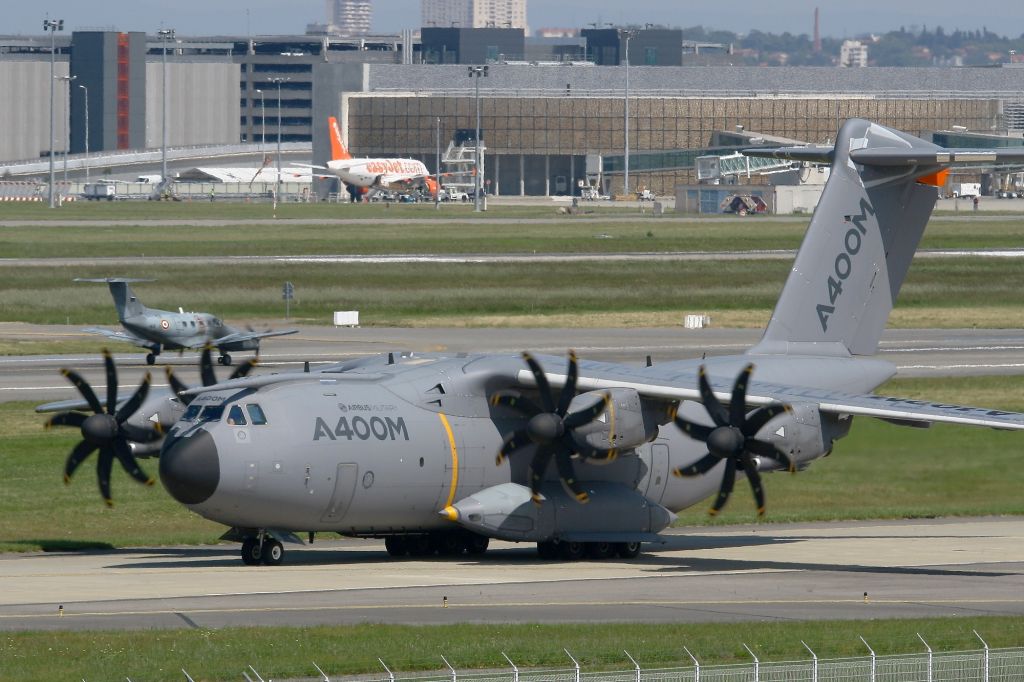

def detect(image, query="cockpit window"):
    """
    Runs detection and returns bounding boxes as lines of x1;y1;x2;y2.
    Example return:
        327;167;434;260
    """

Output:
227;405;247;426
199;405;225;422
182;404;202;421
246;404;268;425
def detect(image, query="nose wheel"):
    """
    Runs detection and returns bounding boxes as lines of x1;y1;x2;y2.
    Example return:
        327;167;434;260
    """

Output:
240;535;284;566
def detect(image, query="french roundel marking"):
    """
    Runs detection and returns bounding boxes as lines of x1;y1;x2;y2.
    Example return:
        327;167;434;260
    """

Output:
160;319;169;329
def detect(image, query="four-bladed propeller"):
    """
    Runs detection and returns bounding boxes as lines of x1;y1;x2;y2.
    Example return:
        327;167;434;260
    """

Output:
671;363;794;517
165;346;257;405
45;349;160;506
491;351;614;504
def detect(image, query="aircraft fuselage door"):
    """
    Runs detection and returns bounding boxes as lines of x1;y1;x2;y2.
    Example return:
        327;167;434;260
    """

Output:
644;443;669;504
320;462;359;524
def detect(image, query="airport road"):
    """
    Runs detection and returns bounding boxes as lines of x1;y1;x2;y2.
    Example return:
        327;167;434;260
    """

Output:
2;325;1024;405
0;516;1021;631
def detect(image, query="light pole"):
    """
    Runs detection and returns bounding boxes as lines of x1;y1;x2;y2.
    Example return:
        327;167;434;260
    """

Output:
435;116;441;209
57;75;76;185
621;29;636;197
78;84;89;183
467;65;488;212
270;77;290;208
255;88;266;151
43;17;64;209
158;28;175;187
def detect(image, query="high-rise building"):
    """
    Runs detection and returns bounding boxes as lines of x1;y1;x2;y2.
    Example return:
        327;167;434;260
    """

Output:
323;0;372;36
422;0;526;30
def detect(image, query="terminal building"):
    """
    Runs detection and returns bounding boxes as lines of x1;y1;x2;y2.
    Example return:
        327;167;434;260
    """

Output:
2;29;1023;198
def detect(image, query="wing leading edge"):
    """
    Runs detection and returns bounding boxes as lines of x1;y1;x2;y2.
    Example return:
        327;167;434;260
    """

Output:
517;367;1024;432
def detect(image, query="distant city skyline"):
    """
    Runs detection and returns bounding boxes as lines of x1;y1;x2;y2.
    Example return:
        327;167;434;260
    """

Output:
10;1;1024;38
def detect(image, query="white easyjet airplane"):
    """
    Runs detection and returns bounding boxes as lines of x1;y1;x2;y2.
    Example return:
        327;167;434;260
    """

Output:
299;117;436;197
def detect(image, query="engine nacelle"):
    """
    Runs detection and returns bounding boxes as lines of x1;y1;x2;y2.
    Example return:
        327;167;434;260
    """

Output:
753;401;852;469
570;388;661;452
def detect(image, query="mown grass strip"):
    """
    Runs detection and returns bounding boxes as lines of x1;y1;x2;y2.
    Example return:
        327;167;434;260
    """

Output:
1;257;1023;328
2;618;1024;682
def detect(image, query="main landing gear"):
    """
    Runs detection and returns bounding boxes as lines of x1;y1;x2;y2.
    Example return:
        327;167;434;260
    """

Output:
384;529;489;558
217;353;232;366
240;534;284;566
536;540;641;560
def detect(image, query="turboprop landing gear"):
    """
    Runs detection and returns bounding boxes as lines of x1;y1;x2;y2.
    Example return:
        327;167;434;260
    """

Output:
240;533;284;566
145;352;157;365
218;353;232;366
536;540;643;561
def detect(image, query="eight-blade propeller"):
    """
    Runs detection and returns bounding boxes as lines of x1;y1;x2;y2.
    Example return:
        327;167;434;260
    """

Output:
672;363;794;517
165;346;257;405
45;349;159;506
491;351;613;504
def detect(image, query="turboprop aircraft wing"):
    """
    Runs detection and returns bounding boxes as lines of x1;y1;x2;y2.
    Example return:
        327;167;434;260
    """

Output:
81;326;150;348
211;327;299;346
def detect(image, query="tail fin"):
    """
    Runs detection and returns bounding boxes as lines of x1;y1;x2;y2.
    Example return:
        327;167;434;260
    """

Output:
747;118;1024;357
328;116;351;161
75;278;151;322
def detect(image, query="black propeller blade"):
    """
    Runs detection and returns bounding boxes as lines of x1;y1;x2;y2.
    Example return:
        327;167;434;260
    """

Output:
165;346;257;405
672;363;794;517
45;349;160;506
491;351;613;504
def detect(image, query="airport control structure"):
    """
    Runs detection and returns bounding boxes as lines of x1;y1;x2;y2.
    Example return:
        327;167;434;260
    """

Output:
2;28;1023;200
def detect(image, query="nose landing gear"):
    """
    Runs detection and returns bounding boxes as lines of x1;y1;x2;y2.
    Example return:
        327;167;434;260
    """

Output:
240;533;284;566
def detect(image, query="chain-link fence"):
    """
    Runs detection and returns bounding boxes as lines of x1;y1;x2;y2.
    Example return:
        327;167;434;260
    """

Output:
209;642;1024;682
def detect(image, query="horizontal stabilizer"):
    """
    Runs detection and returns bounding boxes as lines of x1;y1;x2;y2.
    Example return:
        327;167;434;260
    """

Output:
746;144;1024;168
74;277;155;284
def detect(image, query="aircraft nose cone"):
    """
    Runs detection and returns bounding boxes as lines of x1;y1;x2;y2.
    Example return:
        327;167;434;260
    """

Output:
159;429;219;505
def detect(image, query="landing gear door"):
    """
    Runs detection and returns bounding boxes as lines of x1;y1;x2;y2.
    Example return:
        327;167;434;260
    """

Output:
643;443;669;504
320;463;359;524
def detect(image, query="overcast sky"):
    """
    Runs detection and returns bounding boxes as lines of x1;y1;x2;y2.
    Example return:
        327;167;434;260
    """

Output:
9;1;1024;38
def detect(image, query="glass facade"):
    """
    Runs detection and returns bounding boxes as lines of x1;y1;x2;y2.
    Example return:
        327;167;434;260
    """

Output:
348;94;1002;195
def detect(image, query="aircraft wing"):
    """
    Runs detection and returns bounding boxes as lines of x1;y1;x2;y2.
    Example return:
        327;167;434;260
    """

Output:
521;360;1024;432
212;328;299;346
745;146;1024;167
81;327;150;348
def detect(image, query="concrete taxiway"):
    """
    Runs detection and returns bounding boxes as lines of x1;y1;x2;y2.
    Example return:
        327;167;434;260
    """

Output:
3;325;1024;405
1;516;1021;631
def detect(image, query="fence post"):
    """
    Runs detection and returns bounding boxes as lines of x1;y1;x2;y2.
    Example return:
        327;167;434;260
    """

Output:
860;637;876;682
917;633;932;682
974;630;990;682
801;641;817;682
624;650;640;682
442;655;457;682
564;648;580;682
379;658;395;682
502;652;519;682
683;646;700;682
742;644;759;682
312;661;330;682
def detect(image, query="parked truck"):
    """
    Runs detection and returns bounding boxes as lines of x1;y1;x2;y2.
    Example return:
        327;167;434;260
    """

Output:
950;182;981;198
82;182;116;201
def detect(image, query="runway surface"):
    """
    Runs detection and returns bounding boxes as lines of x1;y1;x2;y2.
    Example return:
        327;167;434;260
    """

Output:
3;324;1024;405
1;516;1021;631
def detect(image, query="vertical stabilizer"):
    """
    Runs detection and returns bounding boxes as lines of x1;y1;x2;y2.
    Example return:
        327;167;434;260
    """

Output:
748;119;945;357
74;278;151;322
328;116;351;161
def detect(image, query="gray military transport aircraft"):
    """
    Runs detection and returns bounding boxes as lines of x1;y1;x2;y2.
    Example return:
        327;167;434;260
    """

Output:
77;278;297;366
41;120;1024;566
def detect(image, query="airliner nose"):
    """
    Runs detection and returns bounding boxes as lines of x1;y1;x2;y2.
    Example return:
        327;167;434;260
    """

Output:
159;429;220;505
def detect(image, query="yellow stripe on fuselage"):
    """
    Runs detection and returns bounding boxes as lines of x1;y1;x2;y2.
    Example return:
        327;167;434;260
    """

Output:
438;412;459;507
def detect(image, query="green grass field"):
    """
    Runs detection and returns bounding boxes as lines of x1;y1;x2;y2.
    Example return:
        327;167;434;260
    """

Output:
2;618;1023;682
2;256;1024;329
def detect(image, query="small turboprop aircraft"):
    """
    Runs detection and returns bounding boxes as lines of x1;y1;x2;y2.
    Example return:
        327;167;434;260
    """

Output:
77;278;297;366
43;120;1024;566
295;117;437;198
